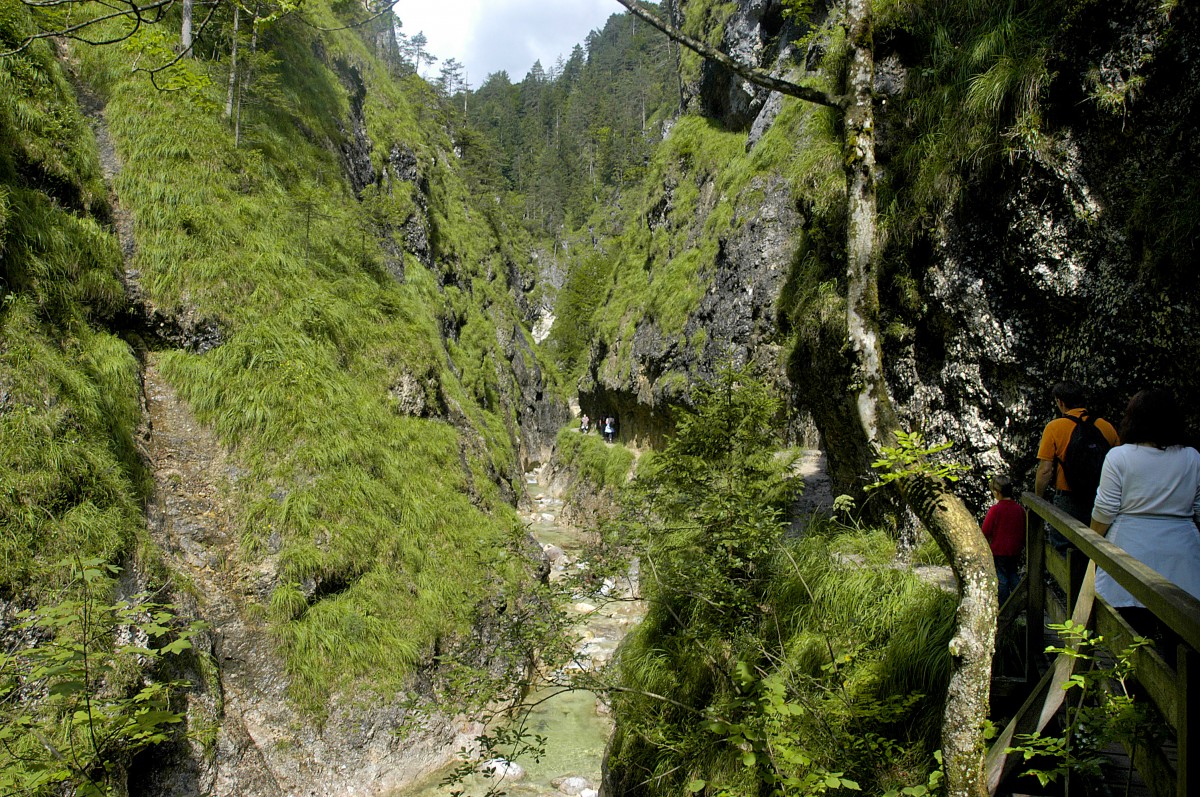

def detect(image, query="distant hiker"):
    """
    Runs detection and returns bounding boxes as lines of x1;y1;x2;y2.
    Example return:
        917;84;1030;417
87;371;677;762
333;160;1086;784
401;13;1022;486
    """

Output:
604;416;615;443
580;414;590;434
983;475;1026;606
1034;381;1119;550
1091;389;1200;645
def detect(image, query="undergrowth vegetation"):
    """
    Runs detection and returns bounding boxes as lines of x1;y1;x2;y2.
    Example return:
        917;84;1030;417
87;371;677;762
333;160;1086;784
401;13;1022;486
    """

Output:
602;372;954;796
0;6;193;789
554;425;636;495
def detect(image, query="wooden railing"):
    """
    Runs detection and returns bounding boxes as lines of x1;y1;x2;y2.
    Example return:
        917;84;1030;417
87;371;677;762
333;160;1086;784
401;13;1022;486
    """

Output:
996;494;1200;797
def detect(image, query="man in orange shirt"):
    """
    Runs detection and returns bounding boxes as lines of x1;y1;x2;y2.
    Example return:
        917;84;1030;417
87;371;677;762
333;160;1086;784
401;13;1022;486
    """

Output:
1034;381;1120;549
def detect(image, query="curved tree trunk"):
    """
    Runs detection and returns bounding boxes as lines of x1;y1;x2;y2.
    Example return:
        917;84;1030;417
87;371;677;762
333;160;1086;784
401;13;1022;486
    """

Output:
900;476;996;797
843;0;896;447
843;9;994;795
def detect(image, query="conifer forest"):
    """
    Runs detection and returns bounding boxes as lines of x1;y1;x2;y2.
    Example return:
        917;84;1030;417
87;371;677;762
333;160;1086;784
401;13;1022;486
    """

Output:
1;1;1197;796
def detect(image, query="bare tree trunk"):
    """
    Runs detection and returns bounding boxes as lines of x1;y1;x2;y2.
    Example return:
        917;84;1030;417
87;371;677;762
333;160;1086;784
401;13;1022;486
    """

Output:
181;0;193;54
224;3;240;119
843;4;995;794
899;476;996;797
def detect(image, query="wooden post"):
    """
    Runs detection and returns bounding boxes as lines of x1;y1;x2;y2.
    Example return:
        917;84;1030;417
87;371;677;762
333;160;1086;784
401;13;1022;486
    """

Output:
1065;547;1086;618
1180;645;1196;797
1026;517;1046;683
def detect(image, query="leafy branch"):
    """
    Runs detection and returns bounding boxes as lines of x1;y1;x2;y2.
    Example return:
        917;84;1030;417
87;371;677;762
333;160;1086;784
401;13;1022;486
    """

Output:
1007;621;1161;791
867;430;967;490
0;558;207;795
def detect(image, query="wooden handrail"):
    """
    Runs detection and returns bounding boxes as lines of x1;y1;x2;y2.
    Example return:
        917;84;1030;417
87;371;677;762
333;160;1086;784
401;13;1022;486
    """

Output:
1020;493;1200;653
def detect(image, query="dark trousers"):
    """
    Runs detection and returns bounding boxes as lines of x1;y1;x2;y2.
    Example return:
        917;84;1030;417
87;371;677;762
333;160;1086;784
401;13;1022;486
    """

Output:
1049;491;1093;551
994;555;1022;606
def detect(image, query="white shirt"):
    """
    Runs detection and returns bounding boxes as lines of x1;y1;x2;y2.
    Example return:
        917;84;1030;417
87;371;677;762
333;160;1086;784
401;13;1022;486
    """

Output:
1091;444;1200;525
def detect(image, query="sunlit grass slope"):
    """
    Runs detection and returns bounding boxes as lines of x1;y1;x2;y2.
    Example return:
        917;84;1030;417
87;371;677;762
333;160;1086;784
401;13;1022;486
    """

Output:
50;2;554;708
0;0;145;593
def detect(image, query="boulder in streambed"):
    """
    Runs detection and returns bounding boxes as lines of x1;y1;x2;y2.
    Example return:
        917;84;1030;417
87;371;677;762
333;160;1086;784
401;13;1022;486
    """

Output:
553;775;594;794
481;758;525;780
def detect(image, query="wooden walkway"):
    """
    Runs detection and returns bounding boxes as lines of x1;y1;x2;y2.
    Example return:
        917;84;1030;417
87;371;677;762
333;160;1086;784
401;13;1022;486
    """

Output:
986;496;1200;797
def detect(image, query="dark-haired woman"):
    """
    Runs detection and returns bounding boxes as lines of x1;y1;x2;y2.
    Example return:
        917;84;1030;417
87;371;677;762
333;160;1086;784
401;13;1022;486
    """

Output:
1090;389;1200;617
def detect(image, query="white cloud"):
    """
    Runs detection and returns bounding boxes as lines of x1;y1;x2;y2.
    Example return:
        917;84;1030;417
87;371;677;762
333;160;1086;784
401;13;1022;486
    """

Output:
395;0;618;85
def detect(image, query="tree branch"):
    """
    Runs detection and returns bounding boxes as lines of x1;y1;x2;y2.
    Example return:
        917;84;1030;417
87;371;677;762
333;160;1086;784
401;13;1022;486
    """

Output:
613;0;846;110
135;0;220;79
0;0;176;57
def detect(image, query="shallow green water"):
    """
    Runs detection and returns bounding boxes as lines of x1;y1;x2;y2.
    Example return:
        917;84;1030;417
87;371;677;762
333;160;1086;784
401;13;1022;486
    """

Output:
397;470;640;797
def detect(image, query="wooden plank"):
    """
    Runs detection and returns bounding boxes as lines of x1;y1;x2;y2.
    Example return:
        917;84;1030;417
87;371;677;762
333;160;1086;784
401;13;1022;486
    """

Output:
1026;520;1047;685
1045;543;1068;590
1015;495;1200;797
1020;495;1200;655
996;576;1028;642
1179;647;1196;797
1066;547;1086;616
1094;602;1179;729
986;665;1058;792
986;565;1097;795
1130;739;1177;797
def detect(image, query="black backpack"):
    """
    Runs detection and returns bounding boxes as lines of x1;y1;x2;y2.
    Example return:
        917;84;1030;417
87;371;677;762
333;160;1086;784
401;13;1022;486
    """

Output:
1058;415;1112;500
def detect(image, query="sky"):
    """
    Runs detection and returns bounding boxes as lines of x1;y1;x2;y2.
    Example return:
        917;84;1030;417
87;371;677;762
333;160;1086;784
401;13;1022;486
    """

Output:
394;0;620;86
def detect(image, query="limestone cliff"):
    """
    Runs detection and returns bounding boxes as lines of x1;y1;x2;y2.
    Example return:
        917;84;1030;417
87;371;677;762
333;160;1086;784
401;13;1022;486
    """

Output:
582;0;1199;505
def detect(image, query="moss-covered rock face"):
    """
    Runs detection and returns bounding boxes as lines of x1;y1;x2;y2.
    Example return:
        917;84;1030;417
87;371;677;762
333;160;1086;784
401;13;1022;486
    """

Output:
871;0;1200;502
586;0;1199;506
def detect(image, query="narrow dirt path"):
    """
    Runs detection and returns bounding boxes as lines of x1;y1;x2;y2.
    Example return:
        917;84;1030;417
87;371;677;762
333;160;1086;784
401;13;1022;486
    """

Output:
139;355;287;796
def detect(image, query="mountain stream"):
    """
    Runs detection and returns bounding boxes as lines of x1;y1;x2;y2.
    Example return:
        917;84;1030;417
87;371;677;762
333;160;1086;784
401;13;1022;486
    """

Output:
401;466;643;797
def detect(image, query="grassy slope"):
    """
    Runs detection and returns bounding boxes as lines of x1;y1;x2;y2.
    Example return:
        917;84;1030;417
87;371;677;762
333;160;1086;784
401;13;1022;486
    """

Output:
4;0;555;712
576;1;846;395
0;0;144;593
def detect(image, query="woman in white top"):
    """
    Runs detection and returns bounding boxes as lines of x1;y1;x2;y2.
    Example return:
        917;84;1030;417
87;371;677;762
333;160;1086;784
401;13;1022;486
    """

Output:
1090;389;1200;614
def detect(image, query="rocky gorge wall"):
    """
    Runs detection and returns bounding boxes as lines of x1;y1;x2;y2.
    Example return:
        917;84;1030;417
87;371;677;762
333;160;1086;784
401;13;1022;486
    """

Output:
581;0;1199;507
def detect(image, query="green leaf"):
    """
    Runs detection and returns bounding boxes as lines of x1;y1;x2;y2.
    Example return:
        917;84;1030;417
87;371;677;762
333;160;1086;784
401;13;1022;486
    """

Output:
48;680;87;697
161;638;193;655
686;779;706;793
741;750;756;767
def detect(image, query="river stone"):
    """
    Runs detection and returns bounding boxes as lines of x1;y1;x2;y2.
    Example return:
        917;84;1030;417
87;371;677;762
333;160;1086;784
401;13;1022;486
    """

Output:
481;758;525;780
554;775;590;793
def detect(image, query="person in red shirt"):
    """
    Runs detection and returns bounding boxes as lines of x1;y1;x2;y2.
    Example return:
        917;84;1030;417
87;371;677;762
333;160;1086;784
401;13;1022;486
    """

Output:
983;475;1026;606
